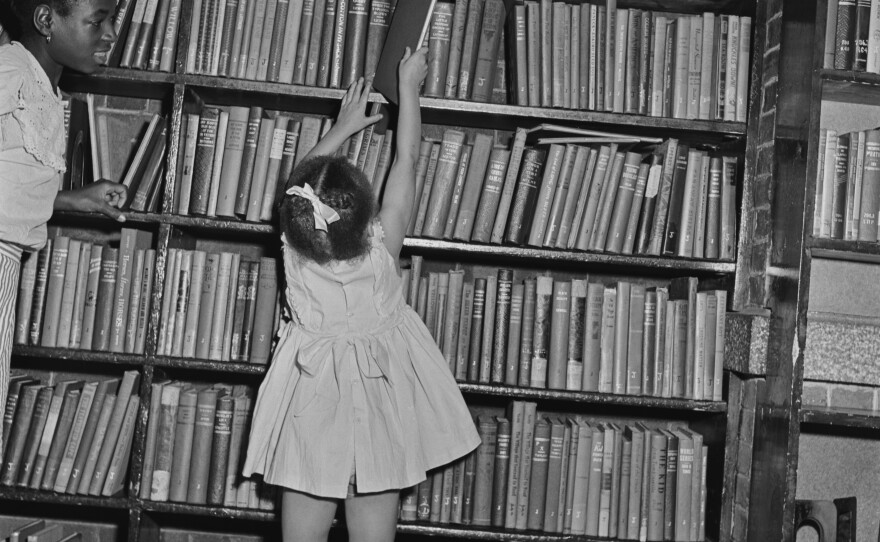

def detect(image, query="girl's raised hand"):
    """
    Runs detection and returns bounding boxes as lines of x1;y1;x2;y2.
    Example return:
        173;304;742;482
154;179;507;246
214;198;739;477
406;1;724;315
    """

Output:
398;47;429;92
335;77;383;137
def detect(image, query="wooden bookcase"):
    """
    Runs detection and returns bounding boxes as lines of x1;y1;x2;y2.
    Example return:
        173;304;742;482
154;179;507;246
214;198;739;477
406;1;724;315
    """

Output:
2;0;778;541
745;0;880;540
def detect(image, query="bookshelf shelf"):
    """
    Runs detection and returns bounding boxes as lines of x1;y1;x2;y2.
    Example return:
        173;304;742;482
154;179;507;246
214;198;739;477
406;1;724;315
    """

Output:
151;356;268;376
397;522;610;542
800;407;880;430
0;487;130;509
138;501;276;521
807;237;880;264
458;383;727;413
11;345;148;367
404;238;737;274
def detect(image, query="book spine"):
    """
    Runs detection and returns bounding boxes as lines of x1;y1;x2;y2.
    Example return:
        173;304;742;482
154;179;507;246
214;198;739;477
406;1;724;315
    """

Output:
364;0;395;79
471;148;512;243
425;2;455;98
467;278;486;382
328;0;348;88
471;0;506;102
458;0;486;99
472;416;497;526
526;418;550;531
546;280;570;390
445;0;470;98
491;269;514;383
529;276;553;388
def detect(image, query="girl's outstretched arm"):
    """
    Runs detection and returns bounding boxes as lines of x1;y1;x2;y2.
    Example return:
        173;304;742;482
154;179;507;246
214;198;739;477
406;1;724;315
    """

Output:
301;78;383;163
378;47;429;262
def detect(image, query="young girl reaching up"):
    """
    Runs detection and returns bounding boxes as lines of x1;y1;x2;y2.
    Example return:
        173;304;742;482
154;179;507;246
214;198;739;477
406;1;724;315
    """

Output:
243;47;481;542
0;0;129;450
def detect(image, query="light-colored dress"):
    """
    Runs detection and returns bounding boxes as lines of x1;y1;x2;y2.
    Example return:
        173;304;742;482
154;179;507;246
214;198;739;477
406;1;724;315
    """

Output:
243;221;481;499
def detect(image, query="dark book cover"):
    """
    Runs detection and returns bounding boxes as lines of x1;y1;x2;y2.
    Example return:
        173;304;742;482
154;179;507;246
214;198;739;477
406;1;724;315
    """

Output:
305;0;329;86
467;277;487;382
504;147;546;245
417;477;433;520
491;417;511;526
169;387;198;502
457;0;486;99
491;269;514;382
364;0;397;78
2;376;36;461
567;280;587;391
373;0;437;104
526;417;551;530
504;283;524;386
237;260;261;361
462;451;477;524
661;143;691;255
424;2;455;98
187;107;220;216
228;261;252;359
635;150;664;255
91;247;119;352
27;242;52;346
704;156;722;259
292;0;317;84
147;0;174;70
342;0;370;86
234;107;264;216
626;284;646;395
100;394;140;496
605;152;643;253
471;0;507;102
835;0;857;70
250;258;279;365
207;394;234;505
422;129;466;238
186;388;218;504
88;370;140;495
510;3;527;106
832;133;850;239
622;163;650;255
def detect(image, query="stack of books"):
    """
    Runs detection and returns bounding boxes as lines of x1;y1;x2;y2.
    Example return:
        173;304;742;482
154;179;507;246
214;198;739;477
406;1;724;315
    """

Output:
409;127;738;261
1;371;141;498
406;262;726;401
157;251;279;365
813;127;880;242
14;229;155;355
508;4;751;121
400;400;708;542
139;382;276;510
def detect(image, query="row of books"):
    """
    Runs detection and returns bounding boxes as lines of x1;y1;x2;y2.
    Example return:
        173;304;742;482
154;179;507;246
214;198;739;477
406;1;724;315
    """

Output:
410;128;738;261
183;0;401;91
398;401;708;542
14;230;156;354
0;371;141;498
140;381;276;509
2;520;83;542
107;0;182;71
508;4;750;122
156;250;279;364
828;0;880;73
176;108;326;220
405;262;726;401
175;107;395;221
813;127;880;242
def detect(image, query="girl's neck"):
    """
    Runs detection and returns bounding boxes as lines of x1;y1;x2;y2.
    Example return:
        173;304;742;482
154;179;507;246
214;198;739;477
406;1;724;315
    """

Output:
19;35;63;90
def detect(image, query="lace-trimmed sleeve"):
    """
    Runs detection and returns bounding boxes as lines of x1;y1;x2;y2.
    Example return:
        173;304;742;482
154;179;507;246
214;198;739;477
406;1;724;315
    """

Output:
370;219;386;246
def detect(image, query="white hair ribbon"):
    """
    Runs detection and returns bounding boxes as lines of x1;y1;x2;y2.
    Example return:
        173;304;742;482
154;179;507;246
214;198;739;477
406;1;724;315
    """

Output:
286;183;341;232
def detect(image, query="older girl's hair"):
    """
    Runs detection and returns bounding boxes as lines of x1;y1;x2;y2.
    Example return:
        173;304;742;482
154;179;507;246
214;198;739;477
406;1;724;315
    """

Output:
279;155;376;264
3;0;77;40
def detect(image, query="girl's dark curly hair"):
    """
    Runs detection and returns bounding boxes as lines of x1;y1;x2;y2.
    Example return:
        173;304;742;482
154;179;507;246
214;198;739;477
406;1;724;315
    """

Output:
2;0;77;40
279;155;376;265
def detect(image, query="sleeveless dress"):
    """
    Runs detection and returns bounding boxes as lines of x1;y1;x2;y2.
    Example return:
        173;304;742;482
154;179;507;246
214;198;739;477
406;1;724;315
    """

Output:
243;221;481;498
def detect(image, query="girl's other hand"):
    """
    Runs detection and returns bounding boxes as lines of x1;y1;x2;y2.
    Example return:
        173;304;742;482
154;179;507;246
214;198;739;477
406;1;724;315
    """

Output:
65;181;128;222
398;47;429;92
336;78;383;136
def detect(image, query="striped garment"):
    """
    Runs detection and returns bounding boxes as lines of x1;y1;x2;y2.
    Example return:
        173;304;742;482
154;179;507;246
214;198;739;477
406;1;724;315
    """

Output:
0;240;22;454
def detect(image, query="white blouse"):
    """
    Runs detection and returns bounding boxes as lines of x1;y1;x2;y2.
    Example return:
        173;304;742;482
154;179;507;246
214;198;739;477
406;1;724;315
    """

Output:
0;42;66;251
